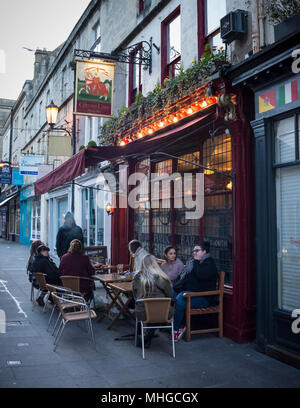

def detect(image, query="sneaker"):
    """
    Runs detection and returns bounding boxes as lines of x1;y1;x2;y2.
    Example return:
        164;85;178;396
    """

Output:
171;327;186;342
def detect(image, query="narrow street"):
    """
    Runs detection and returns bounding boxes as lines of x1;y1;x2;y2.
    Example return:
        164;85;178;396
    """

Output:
0;239;299;389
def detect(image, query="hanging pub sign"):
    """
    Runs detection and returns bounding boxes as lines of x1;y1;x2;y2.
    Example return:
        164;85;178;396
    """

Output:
74;59;115;118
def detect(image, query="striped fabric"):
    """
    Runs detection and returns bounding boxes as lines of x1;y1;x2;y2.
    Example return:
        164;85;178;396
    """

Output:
279;80;298;106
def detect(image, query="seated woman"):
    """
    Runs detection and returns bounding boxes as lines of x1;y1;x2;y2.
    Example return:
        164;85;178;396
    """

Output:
160;246;184;284
172;241;218;342
133;254;174;348
31;245;61;306
27;240;45;289
58;239;95;301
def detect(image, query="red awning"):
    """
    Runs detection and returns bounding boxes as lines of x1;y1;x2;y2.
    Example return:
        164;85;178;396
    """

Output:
34;109;215;196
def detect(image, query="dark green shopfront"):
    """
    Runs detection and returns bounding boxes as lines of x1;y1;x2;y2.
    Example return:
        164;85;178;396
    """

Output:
227;31;300;367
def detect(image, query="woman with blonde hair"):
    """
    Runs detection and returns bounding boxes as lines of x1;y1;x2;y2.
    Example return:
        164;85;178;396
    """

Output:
132;254;174;347
58;239;95;300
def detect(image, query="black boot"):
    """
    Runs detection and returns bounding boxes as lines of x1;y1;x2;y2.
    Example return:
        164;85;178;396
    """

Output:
36;295;45;307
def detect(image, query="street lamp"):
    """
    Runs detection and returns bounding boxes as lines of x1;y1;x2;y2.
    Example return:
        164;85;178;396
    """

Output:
46;100;59;128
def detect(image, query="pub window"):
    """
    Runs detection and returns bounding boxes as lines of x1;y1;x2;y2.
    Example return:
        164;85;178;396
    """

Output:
133;132;233;284
274;113;300;311
133;159;151;252
161;6;181;83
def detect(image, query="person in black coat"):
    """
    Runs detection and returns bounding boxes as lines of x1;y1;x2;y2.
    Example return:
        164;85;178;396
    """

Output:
56;212;84;259
31;245;61;306
172;241;218;341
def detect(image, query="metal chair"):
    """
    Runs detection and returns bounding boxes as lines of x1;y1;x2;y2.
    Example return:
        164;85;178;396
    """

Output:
60;275;96;308
45;284;83;332
135;297;175;359
52;293;97;351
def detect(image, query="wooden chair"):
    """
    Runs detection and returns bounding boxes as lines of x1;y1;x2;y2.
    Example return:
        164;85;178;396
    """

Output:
183;271;225;341
135;298;175;359
60;275;96;308
33;272;50;312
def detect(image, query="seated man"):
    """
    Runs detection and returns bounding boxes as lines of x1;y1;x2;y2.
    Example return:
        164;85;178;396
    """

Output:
172;241;218;342
32;245;61;306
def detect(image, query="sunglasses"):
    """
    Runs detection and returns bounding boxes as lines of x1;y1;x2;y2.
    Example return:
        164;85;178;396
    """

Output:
193;249;201;253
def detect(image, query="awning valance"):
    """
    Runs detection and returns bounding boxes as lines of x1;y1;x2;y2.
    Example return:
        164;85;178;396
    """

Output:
34;109;214;197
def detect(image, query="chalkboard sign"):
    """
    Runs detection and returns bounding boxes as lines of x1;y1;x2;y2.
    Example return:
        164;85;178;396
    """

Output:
84;246;107;265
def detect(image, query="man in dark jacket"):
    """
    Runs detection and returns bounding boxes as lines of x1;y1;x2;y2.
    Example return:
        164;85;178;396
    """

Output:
172;241;218;341
32;245;61;306
56;212;84;258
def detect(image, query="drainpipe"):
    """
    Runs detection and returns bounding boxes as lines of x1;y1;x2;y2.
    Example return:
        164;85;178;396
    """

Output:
9;108;13;165
251;0;260;54
258;0;265;48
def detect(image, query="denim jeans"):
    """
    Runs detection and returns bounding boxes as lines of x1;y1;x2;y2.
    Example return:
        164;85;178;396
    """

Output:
173;290;209;331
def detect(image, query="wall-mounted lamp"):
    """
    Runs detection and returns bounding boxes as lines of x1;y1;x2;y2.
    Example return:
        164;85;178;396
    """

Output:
46;100;59;128
105;203;114;215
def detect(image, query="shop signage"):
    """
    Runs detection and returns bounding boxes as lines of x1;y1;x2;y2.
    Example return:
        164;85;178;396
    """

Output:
20;155;45;175
12;168;24;186
74;59;115;118
48;135;72;157
0;165;12;184
20;185;34;201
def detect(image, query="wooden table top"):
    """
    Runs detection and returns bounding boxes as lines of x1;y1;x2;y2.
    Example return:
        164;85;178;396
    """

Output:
108;281;133;293
92;273;133;283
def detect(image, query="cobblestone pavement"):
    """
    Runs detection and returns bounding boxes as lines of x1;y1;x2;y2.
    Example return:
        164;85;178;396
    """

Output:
0;239;299;388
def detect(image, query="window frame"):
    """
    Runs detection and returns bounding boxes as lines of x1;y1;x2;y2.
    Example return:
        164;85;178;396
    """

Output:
197;0;225;59
128;43;143;106
161;5;181;84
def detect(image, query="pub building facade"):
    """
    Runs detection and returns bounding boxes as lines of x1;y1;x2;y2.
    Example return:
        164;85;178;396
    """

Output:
107;76;256;344
227;30;300;365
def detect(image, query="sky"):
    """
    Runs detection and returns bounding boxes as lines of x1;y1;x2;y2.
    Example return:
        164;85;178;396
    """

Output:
0;0;91;100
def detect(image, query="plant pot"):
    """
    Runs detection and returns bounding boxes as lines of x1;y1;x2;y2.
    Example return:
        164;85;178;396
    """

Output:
274;12;300;42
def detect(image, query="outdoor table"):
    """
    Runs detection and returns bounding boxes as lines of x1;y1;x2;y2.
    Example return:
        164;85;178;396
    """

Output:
92;274;133;325
104;281;134;330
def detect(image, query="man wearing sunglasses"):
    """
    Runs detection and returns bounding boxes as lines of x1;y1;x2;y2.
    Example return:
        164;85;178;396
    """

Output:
172;241;218;342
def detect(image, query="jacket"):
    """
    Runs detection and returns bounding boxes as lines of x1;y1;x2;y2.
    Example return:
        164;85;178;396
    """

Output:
58;252;95;293
173;256;218;304
132;272;174;321
31;254;60;284
56;224;84;258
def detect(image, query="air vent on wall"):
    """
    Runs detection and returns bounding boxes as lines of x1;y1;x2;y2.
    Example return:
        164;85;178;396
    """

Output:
220;10;248;44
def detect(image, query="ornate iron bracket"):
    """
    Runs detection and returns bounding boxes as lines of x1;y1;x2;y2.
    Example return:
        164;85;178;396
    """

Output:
74;37;153;73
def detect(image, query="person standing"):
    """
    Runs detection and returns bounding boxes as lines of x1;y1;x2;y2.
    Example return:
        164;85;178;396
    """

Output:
56;212;84;259
172;242;218;342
